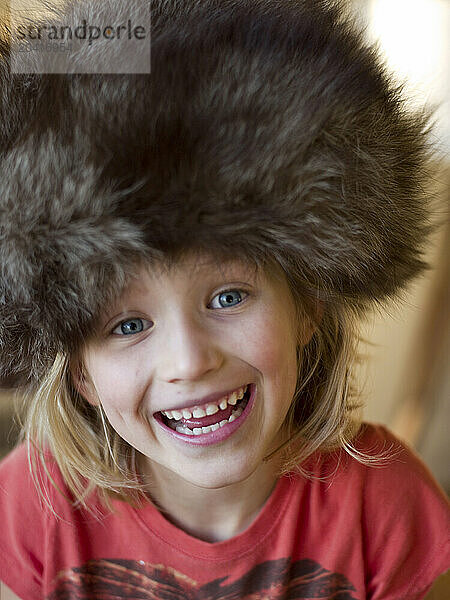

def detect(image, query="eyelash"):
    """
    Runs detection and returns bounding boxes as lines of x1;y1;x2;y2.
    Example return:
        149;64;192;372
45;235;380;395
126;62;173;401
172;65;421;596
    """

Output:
111;288;248;336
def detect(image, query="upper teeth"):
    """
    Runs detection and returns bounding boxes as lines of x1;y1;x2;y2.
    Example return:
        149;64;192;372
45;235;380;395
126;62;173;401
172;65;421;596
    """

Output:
161;384;248;420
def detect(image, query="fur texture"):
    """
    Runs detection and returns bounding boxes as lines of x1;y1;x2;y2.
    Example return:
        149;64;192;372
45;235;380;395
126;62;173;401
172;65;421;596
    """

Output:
0;0;438;387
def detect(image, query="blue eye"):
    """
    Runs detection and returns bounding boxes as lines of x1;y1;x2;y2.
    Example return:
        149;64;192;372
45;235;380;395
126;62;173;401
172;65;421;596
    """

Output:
112;318;151;336
211;289;247;309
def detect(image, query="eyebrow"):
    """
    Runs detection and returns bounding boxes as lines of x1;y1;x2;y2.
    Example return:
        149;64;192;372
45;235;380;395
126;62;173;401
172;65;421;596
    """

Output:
142;254;261;281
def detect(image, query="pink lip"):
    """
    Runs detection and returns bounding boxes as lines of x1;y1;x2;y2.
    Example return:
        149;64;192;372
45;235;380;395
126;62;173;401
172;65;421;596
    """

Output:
154;383;256;446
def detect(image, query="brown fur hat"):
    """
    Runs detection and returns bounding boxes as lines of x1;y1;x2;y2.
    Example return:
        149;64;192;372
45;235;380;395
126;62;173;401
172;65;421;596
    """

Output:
0;0;438;388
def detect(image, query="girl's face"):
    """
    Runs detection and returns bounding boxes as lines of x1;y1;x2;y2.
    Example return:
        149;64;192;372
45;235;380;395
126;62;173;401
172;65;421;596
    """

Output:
78;252;312;490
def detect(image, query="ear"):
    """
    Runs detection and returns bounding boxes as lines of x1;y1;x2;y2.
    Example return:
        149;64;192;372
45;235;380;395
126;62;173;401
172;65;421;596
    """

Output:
69;360;99;406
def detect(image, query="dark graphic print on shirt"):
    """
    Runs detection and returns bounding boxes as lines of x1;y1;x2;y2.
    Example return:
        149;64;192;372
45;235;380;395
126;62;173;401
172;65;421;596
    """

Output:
47;557;358;599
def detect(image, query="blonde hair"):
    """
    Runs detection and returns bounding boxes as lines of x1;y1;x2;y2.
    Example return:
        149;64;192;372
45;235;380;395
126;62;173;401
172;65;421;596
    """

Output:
17;252;395;512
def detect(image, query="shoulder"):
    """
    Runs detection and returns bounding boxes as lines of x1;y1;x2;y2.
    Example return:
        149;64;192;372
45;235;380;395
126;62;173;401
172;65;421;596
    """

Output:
350;420;419;459
303;422;450;525
0;441;28;471
0;444;50;596
0;443;34;495
1;441;56;486
349;422;449;501
0;441;75;517
0;442;50;519
344;422;450;599
0;443;104;598
334;422;450;529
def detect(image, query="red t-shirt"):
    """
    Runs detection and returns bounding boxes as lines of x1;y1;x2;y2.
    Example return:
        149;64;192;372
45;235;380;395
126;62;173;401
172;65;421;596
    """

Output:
0;423;449;599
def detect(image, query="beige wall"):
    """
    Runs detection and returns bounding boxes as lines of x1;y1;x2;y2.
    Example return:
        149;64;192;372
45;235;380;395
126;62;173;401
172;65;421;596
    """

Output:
355;162;449;491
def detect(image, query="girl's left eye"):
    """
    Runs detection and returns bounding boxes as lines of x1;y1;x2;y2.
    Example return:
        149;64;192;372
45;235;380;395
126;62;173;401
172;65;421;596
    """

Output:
112;318;152;336
209;289;248;309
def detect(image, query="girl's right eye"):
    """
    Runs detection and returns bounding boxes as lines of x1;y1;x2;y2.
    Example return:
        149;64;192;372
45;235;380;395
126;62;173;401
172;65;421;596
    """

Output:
209;289;248;309
112;318;152;336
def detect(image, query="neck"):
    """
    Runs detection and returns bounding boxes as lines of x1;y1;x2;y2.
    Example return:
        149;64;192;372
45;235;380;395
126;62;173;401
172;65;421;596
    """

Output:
138;454;285;543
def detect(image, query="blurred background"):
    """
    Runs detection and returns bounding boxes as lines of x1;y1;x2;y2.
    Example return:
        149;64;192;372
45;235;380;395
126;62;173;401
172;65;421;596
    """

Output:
351;0;450;495
0;0;449;493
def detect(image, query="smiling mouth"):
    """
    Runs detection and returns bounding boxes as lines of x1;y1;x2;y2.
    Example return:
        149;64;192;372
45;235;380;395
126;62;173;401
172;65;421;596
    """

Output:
157;384;252;434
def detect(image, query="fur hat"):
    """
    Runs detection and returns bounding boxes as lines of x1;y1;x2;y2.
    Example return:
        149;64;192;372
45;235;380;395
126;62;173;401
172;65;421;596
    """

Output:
0;0;438;388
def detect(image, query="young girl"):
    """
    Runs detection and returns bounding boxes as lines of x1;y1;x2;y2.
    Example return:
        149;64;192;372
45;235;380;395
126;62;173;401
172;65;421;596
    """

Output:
0;0;449;598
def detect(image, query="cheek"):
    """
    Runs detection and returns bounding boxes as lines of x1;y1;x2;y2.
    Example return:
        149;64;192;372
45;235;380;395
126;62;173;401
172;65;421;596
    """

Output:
84;353;142;410
239;310;298;384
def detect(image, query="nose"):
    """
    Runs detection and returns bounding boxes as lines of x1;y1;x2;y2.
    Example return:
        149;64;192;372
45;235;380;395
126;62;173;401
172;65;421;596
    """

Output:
157;313;223;383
